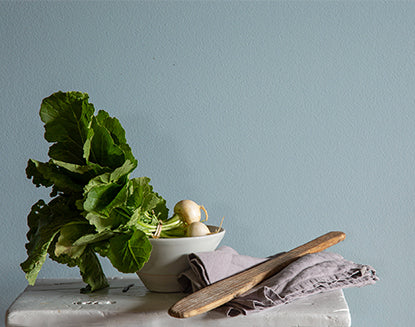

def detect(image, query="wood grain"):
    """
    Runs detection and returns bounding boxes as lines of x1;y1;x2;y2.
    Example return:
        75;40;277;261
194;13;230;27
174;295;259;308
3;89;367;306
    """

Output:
168;231;346;318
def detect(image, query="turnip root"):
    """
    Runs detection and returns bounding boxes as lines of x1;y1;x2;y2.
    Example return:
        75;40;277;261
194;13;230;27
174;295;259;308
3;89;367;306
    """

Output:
174;200;208;224
186;222;210;237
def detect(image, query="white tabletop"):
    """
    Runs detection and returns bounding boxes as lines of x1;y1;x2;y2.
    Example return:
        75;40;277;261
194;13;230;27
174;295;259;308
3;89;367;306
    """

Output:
6;277;351;327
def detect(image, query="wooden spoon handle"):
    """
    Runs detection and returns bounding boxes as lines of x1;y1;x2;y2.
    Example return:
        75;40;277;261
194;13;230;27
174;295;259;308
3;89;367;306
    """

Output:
169;231;346;318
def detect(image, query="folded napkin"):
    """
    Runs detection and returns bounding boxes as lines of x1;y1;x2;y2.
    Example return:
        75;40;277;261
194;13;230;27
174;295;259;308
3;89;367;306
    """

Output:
178;246;378;316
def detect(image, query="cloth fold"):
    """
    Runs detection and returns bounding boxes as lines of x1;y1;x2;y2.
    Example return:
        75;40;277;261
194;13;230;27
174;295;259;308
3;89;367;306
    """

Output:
178;246;378;316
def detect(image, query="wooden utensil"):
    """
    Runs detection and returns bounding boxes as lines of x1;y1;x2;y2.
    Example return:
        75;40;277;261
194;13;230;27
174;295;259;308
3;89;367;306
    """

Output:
168;231;346;318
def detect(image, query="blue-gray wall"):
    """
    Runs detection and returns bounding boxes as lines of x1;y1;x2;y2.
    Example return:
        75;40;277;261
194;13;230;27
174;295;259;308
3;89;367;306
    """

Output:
1;1;414;326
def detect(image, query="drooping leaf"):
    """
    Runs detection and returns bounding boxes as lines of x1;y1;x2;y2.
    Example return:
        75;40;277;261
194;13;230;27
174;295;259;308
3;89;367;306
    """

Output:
20;197;84;285
105;229;152;273
48;242;109;293
54;222;94;258
72;230;115;247
47;236;79;269
51;159;111;181
26;159;84;195
78;247;109;293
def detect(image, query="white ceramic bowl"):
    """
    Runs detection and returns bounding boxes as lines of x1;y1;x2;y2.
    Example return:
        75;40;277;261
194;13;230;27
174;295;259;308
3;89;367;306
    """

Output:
137;225;225;292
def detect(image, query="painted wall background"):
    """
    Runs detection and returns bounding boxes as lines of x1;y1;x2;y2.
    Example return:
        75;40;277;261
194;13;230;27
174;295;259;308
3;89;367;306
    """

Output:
1;1;414;326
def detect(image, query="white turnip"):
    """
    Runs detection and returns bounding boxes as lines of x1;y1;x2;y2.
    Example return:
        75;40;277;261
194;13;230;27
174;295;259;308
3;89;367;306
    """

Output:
186;221;211;237
174;199;208;225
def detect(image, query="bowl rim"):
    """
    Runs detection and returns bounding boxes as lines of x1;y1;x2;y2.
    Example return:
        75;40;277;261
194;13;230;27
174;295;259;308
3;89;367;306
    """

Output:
148;225;225;242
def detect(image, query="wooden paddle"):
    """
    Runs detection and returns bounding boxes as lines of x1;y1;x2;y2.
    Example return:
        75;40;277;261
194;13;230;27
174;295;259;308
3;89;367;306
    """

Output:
168;231;346;318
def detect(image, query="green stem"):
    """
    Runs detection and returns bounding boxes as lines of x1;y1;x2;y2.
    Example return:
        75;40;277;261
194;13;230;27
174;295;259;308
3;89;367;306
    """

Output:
113;209;186;238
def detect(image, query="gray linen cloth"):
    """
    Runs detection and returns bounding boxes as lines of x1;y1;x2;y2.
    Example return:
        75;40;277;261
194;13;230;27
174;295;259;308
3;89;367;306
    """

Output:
178;246;378;316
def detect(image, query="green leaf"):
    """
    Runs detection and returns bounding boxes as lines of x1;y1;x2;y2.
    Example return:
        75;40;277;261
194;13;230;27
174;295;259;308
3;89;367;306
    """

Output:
94;110;136;164
84;110;136;169
95;110;128;145
21;201;59;284
25;160;53;189
85;209;129;233
91;239;110;257
54;222;94;258
47;236;80;269
72;230;115;247
83;183;124;213
23;91;159;293
51;159;110;181
40;91;95;165
82;160;137;214
84;177;169;233
85;120;124;168
127;177;169;221
20;197;84;285
84;159;137;192
78;247;109;293
48;242;109;293
26;159;84;195
105;230;152;273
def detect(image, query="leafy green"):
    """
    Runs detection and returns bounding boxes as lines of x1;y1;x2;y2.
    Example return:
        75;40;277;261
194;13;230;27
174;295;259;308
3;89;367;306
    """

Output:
78;247;110;293
21;91;174;292
86;110;136;168
106;229;152;273
72;230;115;247
127;177;169;220
40;91;94;165
26;159;84;195
82;160;136;214
21;197;84;284
85;211;128;233
54;222;94;258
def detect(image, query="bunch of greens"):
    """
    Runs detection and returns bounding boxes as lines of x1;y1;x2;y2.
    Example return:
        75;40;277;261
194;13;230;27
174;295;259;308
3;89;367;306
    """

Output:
21;91;186;292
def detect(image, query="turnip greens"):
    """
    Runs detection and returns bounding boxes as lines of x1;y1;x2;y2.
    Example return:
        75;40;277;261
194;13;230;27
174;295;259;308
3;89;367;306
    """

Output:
21;91;189;292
